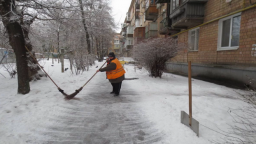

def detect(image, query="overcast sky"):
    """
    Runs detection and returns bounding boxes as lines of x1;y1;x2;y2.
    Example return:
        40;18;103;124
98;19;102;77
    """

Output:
110;0;131;33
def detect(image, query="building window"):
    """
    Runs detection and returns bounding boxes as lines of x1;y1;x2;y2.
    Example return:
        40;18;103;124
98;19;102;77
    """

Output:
114;40;119;44
218;13;241;51
188;28;200;51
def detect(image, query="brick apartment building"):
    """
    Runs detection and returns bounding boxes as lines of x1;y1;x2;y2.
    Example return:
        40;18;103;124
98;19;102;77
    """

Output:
166;0;256;89
121;0;256;89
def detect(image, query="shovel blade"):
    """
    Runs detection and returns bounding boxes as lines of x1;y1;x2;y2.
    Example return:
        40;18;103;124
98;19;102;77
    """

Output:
181;111;199;137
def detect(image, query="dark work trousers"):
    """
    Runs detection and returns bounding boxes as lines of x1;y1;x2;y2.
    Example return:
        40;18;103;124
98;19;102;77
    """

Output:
111;82;122;95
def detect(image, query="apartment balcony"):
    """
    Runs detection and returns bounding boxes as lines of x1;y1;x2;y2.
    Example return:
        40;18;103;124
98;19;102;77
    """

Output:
156;0;169;3
135;2;140;10
121;23;127;32
114;46;120;50
126;16;131;23
121;31;126;36
145;5;158;21
127;34;133;37
145;22;158;38
126;26;134;37
134;27;145;44
134;27;145;38
135;11;140;19
170;0;208;28
124;37;133;50
159;17;180;35
126;45;133;50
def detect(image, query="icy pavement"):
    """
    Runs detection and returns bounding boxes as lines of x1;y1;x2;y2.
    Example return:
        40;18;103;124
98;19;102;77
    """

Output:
29;75;163;144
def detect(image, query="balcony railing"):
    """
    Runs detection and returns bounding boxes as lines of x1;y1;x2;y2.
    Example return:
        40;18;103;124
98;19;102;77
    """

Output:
134;27;145;38
145;31;158;39
145;5;158;21
159;17;180;35
124;38;133;49
134;27;145;44
145;22;158;38
126;26;134;37
170;0;208;28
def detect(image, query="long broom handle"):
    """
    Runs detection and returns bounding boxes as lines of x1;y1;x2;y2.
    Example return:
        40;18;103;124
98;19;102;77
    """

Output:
82;61;107;88
25;46;60;89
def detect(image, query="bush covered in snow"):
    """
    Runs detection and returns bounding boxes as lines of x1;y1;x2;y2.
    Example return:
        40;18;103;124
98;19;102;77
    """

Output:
133;37;187;78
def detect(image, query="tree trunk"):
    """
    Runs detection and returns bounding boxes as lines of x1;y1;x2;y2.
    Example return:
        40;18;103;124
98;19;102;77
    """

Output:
78;0;91;54
6;22;30;94
0;1;30;94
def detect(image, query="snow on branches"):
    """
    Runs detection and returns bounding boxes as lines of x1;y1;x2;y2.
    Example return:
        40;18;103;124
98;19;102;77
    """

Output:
133;37;187;78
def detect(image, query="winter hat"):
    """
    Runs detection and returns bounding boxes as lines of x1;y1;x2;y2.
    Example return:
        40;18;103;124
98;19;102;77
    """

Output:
108;52;115;58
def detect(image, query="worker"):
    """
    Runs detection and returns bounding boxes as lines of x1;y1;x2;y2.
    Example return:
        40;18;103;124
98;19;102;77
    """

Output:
97;52;125;96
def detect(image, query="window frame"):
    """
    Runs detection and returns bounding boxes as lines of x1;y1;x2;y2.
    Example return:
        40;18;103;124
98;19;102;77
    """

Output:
188;27;200;51
217;13;241;51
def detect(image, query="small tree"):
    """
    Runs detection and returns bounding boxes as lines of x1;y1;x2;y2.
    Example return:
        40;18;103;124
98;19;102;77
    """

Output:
133;37;187;78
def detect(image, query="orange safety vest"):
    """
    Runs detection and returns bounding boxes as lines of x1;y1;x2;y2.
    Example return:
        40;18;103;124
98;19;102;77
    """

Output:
106;59;125;79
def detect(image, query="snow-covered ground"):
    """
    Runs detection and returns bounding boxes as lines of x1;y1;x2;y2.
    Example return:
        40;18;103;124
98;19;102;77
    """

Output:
0;58;254;144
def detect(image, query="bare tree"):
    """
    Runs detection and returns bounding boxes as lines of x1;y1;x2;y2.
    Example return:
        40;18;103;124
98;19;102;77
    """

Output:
0;0;116;93
133;37;187;78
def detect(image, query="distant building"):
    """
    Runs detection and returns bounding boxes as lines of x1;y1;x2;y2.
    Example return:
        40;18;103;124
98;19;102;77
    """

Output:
109;34;122;58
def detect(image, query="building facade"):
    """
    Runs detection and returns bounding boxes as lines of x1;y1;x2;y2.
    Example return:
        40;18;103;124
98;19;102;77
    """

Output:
109;33;122;58
164;0;256;89
121;0;256;88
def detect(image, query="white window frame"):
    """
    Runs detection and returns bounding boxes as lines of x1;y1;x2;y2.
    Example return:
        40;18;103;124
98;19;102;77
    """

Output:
188;27;200;51
217;13;241;51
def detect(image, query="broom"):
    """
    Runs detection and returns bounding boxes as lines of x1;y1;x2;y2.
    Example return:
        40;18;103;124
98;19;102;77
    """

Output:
25;46;106;99
60;61;107;99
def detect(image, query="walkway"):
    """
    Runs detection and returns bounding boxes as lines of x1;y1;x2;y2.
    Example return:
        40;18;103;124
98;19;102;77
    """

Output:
32;71;163;144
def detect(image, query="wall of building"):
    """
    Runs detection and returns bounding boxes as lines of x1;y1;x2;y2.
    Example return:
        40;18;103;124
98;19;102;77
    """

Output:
171;0;256;66
166;62;256;89
166;0;256;89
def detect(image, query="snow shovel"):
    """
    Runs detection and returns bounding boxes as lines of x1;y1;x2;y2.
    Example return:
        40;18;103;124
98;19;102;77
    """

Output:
181;61;199;136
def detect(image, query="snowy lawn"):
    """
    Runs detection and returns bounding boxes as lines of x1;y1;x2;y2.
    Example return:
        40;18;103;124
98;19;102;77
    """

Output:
0;58;254;144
